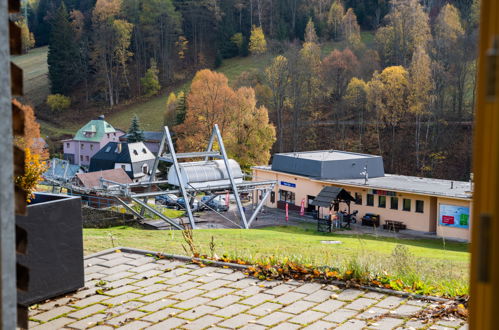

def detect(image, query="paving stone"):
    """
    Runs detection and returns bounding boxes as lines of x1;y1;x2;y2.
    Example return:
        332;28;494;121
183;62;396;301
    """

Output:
141;298;177;312
101;271;135;282
247;302;282;316
427;325;455;330
133;283;169;295
115;320;151;329
405;299;428;307
100;257;134;268
31;317;74;330
126;257;153;267
294;283;323;294
171;288;205;300
265;284;295;295
226;278;259;289
138;291;174;303
344;297;377;310
222;271;246;281
392;303;423;316
437;318;466;327
288;310;326;325
322;308;357;323
357;306;389;319
313;299;345;313
376;296;406;309
159;267;191;278
177;304;219;320
85;265;108;274
105;310;146;326
336;289;364;301
208;294;241;308
141;307;182;322
85;257;107;266
239;324;267;330
234;285;264;296
363;291;387;300
103;292;143;305
131;277;163;287
219;313;256;328
145;317;186;330
168;281;201;293
215;267;235;274
183;315;224;330
369;317;404;329
214;303;250;317
272;322;302;330
335;318;367;330
106;278;136;288
100;252;127;260
67;313;107;329
282;300;316;314
32;306;74;322
304;290;333;303
37;297;73;311
130;269;163;279
107;300;144;315
164;274;196;285
404;319;432;329
105;285;140;296
202;287;234;298
240;293;275;306
256;311;293;326
275;292;307;304
196;273;226;283
88;326;114;330
189;266;219;275
72;293;109;307
174;296;211;309
100;264;134;275
302;320;338;330
197;279;232;291
130;262;161;273
67;303;106;319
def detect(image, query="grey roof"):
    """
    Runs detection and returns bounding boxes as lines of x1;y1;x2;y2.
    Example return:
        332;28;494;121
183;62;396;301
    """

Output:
311;186;355;207
43;158;84;180
271;150;385;180
253;166;472;199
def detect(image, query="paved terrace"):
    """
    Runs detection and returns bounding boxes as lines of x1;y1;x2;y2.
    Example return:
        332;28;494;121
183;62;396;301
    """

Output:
28;249;467;330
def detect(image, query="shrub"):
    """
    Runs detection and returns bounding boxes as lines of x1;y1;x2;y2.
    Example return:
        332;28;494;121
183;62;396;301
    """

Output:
15;148;47;202
46;94;71;112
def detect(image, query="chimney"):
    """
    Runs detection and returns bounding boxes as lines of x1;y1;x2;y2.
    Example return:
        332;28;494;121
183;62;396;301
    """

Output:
116;143;122;153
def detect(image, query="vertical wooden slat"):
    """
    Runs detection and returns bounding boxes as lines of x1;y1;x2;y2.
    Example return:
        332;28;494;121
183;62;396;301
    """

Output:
470;0;499;329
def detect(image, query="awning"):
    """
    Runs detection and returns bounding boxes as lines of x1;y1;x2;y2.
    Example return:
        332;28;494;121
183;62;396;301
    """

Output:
310;186;355;207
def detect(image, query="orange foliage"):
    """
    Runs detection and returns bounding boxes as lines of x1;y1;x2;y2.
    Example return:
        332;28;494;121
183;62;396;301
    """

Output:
13;99;49;160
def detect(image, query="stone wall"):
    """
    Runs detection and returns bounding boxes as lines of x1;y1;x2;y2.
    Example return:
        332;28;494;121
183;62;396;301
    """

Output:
81;206;137;228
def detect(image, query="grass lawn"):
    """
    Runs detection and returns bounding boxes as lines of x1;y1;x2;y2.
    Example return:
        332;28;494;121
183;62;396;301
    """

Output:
84;224;469;295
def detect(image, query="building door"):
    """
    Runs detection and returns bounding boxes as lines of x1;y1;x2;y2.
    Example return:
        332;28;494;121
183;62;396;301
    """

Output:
306;195;316;212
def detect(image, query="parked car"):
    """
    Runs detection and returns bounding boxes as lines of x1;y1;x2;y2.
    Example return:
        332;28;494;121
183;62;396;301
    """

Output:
176;197;201;211
201;195;229;212
155;194;178;207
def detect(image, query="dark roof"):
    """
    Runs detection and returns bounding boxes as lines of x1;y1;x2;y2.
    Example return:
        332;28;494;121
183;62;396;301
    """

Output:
120;131;163;142
89;142;132;172
75;168;132;188
310;186;355;207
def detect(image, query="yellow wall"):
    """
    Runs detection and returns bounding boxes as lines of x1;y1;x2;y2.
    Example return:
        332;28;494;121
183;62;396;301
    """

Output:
253;168;472;241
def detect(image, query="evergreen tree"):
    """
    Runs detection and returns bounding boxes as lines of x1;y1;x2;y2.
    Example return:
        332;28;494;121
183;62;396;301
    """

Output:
47;3;81;95
175;91;187;125
127;115;144;142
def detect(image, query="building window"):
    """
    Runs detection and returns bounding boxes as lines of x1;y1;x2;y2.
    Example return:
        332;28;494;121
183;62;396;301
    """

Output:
80;143;84;149
80;155;83;161
142;164;149;174
355;193;362;205
390;197;398;210
279;190;295;204
121;165;126;170
378;196;386;208
416;200;424;213
66;143;70;148
367;194;374;206
114;133;116;136
90;144;94;151
85;156;89;161
107;133;110;138
403;198;411;212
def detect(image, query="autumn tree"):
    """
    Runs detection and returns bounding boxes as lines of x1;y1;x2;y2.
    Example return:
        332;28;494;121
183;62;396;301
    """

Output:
344;77;368;145
13;99;49;160
226;87;276;169
17;19;35;53
304;18;318;43
46;94;71;112
375;0;431;66
408;46;433;171
141;59;161;97
321;48;359;100
367;66;410;169
164;92;178;126
328;0;344;40
342;8;361;49
265;55;289;152
249;25;267;55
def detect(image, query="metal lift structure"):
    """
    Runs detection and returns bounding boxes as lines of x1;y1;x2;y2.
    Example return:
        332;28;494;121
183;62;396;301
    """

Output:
43;125;276;230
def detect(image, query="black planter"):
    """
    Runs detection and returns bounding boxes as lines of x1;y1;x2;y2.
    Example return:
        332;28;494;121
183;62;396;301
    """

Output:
16;193;84;306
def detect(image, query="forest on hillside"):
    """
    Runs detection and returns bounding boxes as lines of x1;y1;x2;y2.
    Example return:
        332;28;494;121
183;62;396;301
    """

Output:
13;0;480;180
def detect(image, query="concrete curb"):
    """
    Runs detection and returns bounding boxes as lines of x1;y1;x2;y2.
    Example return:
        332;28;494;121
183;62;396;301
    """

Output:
85;247;451;303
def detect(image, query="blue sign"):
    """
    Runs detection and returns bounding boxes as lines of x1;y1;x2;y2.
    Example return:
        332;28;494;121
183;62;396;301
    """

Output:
439;204;470;229
280;181;296;188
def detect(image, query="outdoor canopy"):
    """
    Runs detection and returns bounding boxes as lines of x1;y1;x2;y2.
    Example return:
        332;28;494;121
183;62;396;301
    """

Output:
310;186;355;207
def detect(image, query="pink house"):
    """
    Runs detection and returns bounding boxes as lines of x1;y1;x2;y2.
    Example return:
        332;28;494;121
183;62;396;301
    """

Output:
62;115;125;167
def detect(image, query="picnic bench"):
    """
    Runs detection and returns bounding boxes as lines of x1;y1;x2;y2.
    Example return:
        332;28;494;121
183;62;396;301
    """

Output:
382;220;407;232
